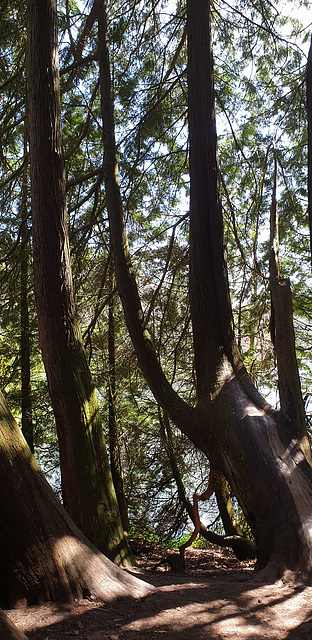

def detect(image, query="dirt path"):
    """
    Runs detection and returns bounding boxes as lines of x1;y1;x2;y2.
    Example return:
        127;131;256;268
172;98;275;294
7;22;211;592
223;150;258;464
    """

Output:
6;544;312;639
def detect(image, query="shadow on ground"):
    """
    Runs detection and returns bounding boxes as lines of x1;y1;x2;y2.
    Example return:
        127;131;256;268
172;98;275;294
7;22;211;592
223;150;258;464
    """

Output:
6;546;312;640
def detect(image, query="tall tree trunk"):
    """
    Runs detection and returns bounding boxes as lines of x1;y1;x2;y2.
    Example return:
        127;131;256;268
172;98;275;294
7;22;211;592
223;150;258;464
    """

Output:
26;0;132;564
0;389;152;608
186;0;312;578
306;35;312;266
269;152;310;462
96;0;312;580
20;131;33;452
108;259;129;531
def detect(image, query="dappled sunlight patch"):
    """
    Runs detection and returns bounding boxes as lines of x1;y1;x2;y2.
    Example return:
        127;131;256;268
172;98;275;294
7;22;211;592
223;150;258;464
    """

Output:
121;580;312;639
6;549;312;639
213;584;312;639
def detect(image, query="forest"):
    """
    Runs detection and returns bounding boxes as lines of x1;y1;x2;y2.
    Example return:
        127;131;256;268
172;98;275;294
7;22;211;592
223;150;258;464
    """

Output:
1;0;312;637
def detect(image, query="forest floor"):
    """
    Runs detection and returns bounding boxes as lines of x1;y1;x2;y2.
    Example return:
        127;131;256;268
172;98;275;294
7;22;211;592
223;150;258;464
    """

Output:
6;540;312;640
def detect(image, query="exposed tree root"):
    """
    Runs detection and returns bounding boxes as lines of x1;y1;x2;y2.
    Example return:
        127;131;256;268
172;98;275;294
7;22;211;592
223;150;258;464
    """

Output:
52;536;155;603
0;610;28;640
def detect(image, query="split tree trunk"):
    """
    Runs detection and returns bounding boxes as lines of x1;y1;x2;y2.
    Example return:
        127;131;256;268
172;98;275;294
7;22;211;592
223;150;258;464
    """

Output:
26;0;132;564
0;389;152;608
186;0;312;578
98;0;312;581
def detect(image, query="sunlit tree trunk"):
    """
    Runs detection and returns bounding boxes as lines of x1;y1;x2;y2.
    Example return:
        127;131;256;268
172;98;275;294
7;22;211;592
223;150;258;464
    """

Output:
26;0;132;564
0;390;151;608
98;0;312;581
187;0;312;578
0;610;27;640
269;152;310;461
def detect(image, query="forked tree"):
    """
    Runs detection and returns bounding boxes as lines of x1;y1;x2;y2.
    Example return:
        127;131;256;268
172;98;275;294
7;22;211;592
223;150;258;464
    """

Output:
98;0;312;580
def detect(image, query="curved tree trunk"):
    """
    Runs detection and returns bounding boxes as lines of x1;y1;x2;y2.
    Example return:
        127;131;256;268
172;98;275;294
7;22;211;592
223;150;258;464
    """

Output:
96;0;195;440
97;0;312;581
26;0;132;564
159;411;255;560
0;390;152;609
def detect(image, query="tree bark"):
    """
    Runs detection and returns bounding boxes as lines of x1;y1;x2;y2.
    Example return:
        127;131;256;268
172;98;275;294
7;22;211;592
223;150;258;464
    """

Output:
26;0;132;564
215;473;244;538
96;0;195;441
0;389;152;609
186;0;312;578
269;152;310;462
20;131;33;452
97;0;312;581
0;610;28;640
108;260;129;531
306;35;312;266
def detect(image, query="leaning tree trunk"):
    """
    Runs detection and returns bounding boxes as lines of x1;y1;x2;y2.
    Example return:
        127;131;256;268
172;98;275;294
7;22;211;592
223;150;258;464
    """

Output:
0;389;152;609
96;0;194;436
97;0;312;580
159;410;255;560
26;0;132;564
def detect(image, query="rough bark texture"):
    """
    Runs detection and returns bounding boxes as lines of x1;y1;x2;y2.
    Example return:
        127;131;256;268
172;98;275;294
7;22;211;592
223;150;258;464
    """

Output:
0;610;28;640
215;473;244;538
99;0;312;582
26;0;132;564
269;155;310;462
0;390;153;608
186;0;312;578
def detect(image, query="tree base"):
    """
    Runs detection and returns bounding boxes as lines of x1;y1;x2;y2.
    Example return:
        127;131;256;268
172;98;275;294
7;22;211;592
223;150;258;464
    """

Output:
0;610;27;640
